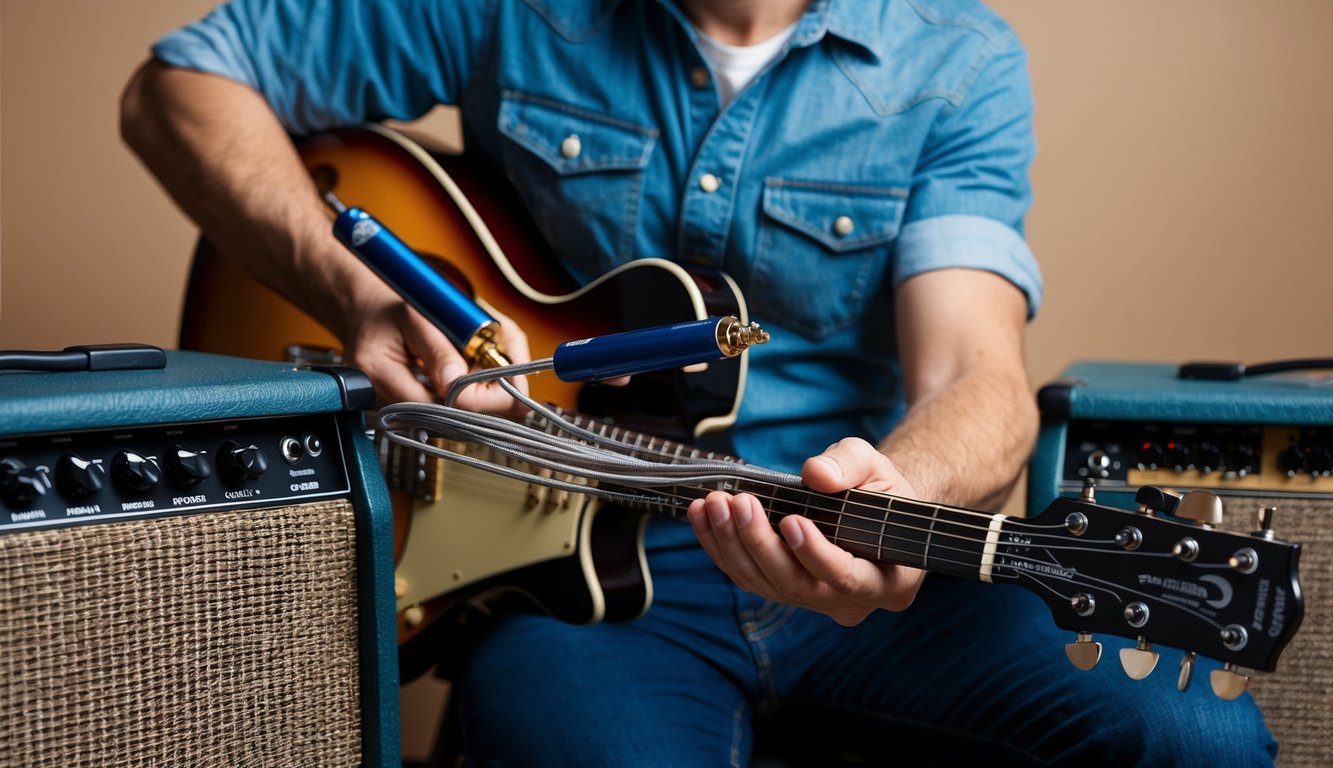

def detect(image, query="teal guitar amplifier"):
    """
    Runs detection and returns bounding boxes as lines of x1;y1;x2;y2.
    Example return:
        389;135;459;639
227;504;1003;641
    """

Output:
1030;361;1333;767
0;349;399;767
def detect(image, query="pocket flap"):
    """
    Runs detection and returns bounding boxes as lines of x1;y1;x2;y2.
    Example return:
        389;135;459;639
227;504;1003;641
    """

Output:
499;92;657;175
762;179;907;252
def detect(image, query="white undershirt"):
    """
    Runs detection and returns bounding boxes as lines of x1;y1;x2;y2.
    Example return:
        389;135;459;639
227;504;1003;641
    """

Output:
693;22;799;108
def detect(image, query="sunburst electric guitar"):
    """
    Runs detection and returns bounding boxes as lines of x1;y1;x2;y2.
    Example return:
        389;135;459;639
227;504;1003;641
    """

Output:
182;126;1304;695
179;124;754;672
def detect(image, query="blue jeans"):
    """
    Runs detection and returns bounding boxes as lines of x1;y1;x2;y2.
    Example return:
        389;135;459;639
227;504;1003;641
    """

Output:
457;535;1276;766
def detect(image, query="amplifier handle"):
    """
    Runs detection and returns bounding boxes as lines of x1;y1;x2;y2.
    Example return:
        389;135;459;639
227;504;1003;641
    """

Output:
1178;358;1333;381
0;344;166;373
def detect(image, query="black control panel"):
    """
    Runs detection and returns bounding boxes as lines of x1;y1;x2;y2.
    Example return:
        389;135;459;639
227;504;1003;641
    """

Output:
1060;421;1333;495
0;413;351;532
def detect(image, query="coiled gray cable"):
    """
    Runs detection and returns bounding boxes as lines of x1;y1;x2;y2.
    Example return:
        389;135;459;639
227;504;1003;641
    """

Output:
376;359;803;506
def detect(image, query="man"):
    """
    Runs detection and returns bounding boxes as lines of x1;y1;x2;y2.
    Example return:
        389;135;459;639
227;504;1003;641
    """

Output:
121;0;1276;764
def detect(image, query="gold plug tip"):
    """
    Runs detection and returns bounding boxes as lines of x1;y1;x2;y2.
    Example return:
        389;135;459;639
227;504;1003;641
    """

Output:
718;316;772;355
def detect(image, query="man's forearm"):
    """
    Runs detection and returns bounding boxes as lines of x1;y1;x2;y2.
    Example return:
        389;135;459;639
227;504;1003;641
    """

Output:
119;60;365;339
879;361;1037;512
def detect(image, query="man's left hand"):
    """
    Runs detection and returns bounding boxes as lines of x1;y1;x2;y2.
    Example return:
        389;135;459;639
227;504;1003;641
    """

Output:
686;437;927;626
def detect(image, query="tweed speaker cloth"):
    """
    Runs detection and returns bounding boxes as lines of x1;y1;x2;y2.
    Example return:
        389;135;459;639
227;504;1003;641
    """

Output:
0;500;362;767
1221;497;1330;768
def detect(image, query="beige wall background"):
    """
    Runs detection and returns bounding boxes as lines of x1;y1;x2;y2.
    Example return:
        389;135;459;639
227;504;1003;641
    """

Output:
3;0;1330;390
3;0;1330;759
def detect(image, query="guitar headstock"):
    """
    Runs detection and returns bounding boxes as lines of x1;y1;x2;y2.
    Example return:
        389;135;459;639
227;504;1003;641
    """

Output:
1004;486;1303;699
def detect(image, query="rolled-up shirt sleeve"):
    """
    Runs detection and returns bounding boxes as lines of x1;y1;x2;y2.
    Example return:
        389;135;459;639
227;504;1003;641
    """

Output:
151;0;494;134
893;30;1042;318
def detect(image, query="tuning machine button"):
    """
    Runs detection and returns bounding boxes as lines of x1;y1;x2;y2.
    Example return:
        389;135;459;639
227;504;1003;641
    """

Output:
1065;632;1102;671
1178;651;1197;692
1119;636;1160;680
55;453;105;498
1252;506;1277;540
1210;664;1251;700
1134;486;1179;516
111;450;161;494
1176;490;1223;527
166;445;213;487
217;441;268;484
1;457;49;508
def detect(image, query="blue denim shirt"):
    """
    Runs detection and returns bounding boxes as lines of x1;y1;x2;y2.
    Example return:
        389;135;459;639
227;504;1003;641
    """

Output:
155;0;1042;475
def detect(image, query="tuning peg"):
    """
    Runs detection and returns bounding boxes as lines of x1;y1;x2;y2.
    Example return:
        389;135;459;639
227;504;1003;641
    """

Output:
1176;490;1223;527
1065;632;1102;671
1177;651;1196;692
1080;477;1097;503
1134;486;1180;516
1119;637;1160;680
1210;664;1251;700
1252;506;1277;540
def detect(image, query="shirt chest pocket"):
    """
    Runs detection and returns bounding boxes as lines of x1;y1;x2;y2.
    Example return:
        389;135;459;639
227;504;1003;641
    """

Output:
750;179;908;341
498;92;658;282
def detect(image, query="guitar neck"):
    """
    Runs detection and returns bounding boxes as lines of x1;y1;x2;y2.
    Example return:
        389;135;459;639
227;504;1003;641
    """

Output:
738;481;1003;582
540;409;1004;583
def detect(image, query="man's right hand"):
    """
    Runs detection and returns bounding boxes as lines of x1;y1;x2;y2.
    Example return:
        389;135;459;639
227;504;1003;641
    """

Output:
340;276;532;411
122;61;531;413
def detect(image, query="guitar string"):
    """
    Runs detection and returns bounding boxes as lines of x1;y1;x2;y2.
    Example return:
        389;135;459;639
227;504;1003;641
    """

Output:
493;381;1100;541
389;367;1266;647
380;421;1175;586
381;403;1156;560
382;422;1259;634
387;432;1032;580
383;400;1064;542
379;404;1250;569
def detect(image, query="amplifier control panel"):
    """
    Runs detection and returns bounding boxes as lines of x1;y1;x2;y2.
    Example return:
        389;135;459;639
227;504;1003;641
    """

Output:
0;413;352;532
1059;421;1333;496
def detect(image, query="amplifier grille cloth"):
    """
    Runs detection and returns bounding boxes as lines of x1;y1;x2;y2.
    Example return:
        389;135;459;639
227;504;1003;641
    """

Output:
1223;497;1331;768
0;500;361;768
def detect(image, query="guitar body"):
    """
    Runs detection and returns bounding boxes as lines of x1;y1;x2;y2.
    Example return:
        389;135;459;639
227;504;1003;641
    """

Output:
181;124;748;439
177;124;747;672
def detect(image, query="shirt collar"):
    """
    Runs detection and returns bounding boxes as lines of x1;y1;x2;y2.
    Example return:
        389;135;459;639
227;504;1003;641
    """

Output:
817;0;882;60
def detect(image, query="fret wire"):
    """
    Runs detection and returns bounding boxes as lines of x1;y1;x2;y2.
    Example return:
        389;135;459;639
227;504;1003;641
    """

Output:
438;473;1073;581
661;484;999;552
459;415;1062;546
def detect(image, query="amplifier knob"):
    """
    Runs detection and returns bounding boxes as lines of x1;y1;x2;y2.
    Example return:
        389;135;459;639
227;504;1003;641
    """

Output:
1;457;48;508
1167;443;1193;473
166;446;214;487
217;441;269;483
111;450;162;493
1136;443;1166;471
1278;446;1306;477
55;453;106;498
1307;447;1333;477
1085;450;1112;478
1223;447;1256;478
1194;445;1223;475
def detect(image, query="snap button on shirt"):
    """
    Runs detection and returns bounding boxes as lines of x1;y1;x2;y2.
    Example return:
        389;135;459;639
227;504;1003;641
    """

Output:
689;66;710;88
560;134;582;159
833;215;855;237
698;172;720;192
